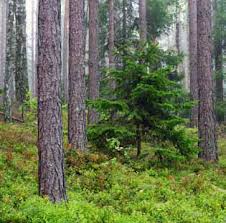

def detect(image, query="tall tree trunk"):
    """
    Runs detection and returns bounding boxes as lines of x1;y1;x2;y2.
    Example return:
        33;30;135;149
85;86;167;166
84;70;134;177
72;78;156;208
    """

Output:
31;0;38;97
108;0;114;69
88;0;99;124
38;0;67;202
122;0;127;42
0;0;7;91
108;0;116;91
189;0;198;127
15;0;29;119
139;0;147;42
215;40;223;121
214;0;224;122
197;0;218;162
4;0;16;122
175;1;180;53
62;0;69;102
68;0;87;151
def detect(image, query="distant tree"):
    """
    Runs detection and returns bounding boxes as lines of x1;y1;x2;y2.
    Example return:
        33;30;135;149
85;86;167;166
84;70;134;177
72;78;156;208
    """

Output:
15;0;29;116
4;0;16;122
88;0;100;124
188;0;198;127
38;0;67;202
197;0;218;162
31;0;38;97
62;0;69;101
108;0;115;69
139;0;147;41
68;0;87;151
0;0;7;90
214;0;226;122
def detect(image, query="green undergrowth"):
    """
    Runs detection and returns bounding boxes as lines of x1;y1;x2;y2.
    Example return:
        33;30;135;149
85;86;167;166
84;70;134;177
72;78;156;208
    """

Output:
0;122;226;223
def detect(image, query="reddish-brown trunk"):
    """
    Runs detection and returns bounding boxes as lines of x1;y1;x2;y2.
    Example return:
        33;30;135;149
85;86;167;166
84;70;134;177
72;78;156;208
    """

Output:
139;0;147;42
197;0;218;162
88;0;99;124
189;0;198;127
68;0;87;151
38;0;67;202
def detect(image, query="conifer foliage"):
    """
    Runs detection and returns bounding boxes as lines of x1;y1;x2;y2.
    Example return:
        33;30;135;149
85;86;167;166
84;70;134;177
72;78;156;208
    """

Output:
88;43;196;159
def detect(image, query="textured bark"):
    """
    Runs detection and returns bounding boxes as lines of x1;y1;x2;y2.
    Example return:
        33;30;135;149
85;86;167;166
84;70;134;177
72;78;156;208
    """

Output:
108;0;116;91
214;0;224;122
215;42;223;103
108;0;114;68
31;0;38;97
122;0;127;41
189;0;198;127
175;2;180;53
139;0;147;42
38;0;67;202
4;0;16;122
62;0;69;101
88;0;99;124
68;0;87;151
197;0;218;162
15;0;28;109
0;0;7;90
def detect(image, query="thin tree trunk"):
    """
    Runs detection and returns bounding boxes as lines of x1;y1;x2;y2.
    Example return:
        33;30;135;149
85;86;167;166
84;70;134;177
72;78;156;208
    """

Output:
62;0;69;102
68;0;87;151
139;0;147;42
4;0;16;122
88;0;99;124
15;0;29;119
0;0;7;90
31;0;38;97
189;0;198;127
214;0;224;122
122;0;127;42
175;1;180;53
108;0;114;69
108;0;116;91
197;0;218;162
38;0;67;202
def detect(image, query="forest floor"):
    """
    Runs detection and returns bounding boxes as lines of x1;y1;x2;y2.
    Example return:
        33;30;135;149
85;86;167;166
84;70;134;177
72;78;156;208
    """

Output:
0;119;226;223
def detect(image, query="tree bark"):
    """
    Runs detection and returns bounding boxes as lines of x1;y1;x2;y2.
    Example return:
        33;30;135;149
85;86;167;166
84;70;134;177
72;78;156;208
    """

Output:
197;0;218;162
68;0;87;151
139;0;147;42
0;0;7;90
15;0;29;118
4;0;16;122
108;0;116;91
214;0;224;122
188;0;198;127
31;0;38;97
88;0;100;124
62;0;69;102
108;0;114;68
38;0;67;202
122;0;127;42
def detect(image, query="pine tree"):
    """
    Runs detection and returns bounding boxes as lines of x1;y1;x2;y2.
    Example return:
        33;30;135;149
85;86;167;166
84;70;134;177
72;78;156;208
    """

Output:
68;0;87;151
189;0;198;127
15;0;29;115
88;0;100;124
197;0;218;162
139;0;147;41
4;0;16;122
38;0;67;202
